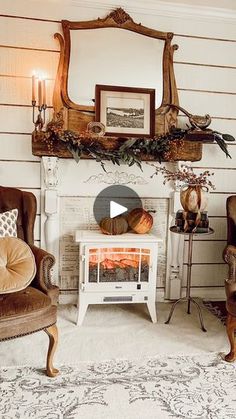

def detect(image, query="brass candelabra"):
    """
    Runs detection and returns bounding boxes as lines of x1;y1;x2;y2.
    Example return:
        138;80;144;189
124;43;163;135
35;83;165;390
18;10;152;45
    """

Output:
32;75;47;130
32;100;47;131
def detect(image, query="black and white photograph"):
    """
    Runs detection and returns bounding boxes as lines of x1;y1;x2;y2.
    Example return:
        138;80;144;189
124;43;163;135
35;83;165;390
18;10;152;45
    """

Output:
106;98;145;129
95;85;155;137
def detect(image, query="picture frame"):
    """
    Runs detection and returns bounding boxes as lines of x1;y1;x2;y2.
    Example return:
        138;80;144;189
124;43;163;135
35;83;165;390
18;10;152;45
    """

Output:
95;85;155;138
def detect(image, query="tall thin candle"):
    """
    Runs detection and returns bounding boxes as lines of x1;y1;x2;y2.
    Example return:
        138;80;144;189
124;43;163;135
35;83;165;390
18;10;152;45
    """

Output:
42;79;46;105
32;74;36;102
38;79;42;107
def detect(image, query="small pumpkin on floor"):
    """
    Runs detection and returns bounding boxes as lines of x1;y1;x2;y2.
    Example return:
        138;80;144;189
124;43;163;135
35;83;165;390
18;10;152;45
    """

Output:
127;208;153;234
99;216;129;235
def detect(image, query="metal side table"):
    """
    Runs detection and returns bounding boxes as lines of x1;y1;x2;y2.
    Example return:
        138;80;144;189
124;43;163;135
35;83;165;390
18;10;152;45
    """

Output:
165;226;214;332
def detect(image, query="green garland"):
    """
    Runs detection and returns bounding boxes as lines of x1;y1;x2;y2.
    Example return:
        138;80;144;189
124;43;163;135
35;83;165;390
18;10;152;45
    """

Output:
49;127;187;171
48;126;234;171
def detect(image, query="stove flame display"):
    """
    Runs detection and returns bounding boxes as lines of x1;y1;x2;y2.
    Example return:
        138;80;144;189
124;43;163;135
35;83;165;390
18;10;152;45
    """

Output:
88;247;150;282
101;258;139;269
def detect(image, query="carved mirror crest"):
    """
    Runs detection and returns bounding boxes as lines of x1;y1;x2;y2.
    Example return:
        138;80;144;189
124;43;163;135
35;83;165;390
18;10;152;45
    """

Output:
53;8;179;135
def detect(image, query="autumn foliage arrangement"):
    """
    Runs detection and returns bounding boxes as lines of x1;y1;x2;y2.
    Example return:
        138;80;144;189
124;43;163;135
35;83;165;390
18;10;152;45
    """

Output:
149;164;216;190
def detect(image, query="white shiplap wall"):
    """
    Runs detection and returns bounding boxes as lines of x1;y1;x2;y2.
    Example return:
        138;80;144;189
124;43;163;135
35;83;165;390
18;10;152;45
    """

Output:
0;0;236;298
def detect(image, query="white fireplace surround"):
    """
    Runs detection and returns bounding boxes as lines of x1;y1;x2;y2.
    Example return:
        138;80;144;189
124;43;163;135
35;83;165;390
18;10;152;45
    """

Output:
40;156;185;303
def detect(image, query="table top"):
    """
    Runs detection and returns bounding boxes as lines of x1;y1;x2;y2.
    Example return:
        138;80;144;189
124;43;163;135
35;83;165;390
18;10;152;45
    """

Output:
170;226;214;236
75;229;163;243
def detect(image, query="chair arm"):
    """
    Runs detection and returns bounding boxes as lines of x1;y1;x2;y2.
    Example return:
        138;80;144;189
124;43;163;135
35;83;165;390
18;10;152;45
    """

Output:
30;245;59;305
223;245;236;299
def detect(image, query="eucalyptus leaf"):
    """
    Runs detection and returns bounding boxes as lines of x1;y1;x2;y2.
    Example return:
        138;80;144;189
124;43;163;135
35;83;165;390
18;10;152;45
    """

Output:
136;160;143;171
100;161;107;173
213;134;231;158
71;150;81;163
119;138;137;151
67;144;81;163
222;134;235;142
123;154;129;162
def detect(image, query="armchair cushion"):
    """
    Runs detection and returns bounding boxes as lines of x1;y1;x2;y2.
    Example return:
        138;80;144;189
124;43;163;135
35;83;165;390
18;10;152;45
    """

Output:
0;286;51;318
0;237;36;294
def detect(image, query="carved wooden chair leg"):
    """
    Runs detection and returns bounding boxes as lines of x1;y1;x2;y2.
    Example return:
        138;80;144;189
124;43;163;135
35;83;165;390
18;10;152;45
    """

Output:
225;313;236;362
44;324;59;377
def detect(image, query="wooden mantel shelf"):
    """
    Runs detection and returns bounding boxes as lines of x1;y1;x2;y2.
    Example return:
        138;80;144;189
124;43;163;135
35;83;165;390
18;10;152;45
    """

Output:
184;130;215;142
31;130;212;162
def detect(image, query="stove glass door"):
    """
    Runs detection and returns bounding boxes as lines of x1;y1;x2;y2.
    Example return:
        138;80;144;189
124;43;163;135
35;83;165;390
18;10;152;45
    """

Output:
87;246;150;284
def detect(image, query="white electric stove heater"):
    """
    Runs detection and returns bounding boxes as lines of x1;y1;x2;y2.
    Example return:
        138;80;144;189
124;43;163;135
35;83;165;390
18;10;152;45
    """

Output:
75;230;162;325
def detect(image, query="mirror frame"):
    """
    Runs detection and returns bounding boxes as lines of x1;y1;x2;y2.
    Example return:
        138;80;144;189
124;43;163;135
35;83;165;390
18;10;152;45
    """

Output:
53;8;179;134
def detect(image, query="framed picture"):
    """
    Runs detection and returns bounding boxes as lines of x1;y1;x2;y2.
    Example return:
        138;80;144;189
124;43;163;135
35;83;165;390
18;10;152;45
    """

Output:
95;85;155;138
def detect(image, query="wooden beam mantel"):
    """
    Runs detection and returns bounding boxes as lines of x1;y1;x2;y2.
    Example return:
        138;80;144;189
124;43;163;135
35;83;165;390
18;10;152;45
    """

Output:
32;130;206;162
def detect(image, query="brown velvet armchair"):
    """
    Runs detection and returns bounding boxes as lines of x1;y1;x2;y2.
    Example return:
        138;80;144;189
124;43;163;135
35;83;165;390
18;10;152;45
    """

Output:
0;186;59;376
223;195;236;362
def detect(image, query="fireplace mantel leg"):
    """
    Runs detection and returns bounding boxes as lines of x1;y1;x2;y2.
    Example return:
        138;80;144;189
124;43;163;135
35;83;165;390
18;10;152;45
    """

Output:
41;156;59;286
147;300;157;323
166;171;184;300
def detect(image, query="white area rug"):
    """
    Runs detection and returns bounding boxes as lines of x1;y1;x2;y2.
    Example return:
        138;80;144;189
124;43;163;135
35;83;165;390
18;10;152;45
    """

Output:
1;352;235;419
0;303;229;367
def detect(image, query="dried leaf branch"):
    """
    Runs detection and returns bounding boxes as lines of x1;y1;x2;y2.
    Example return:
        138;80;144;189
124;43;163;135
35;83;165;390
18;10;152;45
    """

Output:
148;163;216;189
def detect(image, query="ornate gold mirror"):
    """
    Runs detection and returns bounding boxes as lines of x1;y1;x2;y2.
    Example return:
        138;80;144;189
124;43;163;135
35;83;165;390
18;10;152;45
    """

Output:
53;8;179;135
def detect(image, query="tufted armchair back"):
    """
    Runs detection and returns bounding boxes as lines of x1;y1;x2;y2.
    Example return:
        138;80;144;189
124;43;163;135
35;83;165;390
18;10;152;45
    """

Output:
226;196;236;247
0;186;36;245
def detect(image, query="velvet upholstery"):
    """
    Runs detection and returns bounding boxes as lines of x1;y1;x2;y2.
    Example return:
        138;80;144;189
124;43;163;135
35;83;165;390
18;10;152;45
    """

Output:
0;186;36;244
0;287;51;318
223;196;236;292
0;186;59;375
0;237;36;294
223;196;236;362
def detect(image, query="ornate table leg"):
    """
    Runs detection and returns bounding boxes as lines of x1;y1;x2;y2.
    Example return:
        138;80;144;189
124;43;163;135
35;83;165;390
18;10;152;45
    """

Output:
165;297;187;324
190;297;207;332
165;231;207;332
186;233;193;314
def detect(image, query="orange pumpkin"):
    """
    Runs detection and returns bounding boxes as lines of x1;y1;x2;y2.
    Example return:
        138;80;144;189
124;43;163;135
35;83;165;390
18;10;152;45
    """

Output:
127;208;153;234
99;216;128;235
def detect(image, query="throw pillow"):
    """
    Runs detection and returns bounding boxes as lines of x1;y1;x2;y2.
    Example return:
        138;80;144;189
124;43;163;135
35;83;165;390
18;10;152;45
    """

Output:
0;208;18;237
0;237;36;294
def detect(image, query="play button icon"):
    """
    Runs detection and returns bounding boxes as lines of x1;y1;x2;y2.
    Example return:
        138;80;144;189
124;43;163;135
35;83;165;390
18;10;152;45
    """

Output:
93;185;142;225
110;201;128;218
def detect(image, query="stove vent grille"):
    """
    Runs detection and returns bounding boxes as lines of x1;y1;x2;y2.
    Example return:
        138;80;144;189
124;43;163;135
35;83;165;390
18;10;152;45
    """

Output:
103;296;133;302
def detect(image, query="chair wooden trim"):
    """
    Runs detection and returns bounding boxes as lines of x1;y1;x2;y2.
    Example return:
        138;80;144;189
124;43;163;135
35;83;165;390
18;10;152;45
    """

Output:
225;314;236;362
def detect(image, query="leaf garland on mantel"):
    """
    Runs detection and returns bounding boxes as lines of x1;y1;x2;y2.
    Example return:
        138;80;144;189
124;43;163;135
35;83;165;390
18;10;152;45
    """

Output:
43;124;234;171
47;126;187;171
